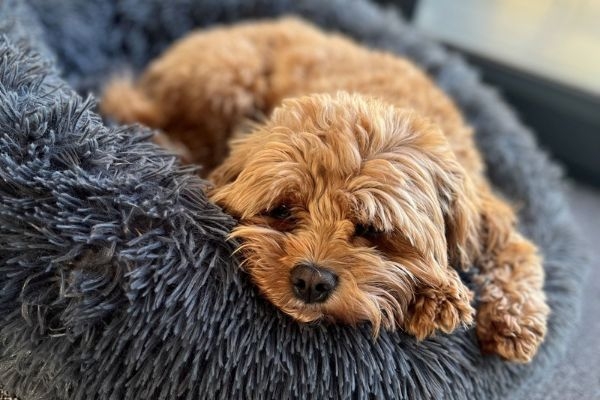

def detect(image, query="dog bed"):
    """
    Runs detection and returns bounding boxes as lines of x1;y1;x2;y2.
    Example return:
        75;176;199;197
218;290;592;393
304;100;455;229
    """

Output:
0;0;587;399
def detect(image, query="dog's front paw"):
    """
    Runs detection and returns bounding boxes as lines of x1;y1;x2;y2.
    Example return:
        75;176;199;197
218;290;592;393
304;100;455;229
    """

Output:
405;285;474;340
476;286;549;363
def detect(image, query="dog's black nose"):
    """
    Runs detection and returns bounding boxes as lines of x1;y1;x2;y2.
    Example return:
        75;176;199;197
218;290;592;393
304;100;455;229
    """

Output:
290;263;338;303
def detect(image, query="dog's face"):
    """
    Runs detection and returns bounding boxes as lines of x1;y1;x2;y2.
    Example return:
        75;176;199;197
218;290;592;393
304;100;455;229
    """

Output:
210;93;477;334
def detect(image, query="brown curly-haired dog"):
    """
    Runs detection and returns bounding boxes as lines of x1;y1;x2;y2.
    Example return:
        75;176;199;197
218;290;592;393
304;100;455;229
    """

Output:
101;18;549;362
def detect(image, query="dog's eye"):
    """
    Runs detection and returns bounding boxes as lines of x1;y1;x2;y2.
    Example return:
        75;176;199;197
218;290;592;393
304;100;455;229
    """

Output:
266;204;292;220
355;223;380;238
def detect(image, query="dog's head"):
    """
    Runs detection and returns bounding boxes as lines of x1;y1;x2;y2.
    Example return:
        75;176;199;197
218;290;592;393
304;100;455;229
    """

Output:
209;92;478;334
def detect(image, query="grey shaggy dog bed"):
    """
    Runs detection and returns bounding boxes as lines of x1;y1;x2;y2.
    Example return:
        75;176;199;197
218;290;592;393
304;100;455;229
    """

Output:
0;0;587;399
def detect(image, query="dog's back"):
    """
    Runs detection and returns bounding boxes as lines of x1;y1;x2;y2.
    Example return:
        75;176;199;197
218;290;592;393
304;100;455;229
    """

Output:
101;18;483;177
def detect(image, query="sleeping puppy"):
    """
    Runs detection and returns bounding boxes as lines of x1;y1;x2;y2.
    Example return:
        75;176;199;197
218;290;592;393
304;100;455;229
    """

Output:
101;17;549;363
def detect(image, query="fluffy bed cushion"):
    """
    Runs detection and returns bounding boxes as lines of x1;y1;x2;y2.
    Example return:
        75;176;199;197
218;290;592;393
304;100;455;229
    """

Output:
0;0;586;399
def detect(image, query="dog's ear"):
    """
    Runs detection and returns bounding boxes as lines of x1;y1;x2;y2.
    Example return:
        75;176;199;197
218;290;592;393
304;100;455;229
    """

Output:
207;138;251;217
209;131;256;187
209;150;245;187
208;130;279;218
382;109;481;272
435;154;481;270
390;110;481;271
208;119;268;187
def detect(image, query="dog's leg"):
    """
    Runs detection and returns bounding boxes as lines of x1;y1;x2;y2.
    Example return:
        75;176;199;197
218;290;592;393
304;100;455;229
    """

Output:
474;190;549;362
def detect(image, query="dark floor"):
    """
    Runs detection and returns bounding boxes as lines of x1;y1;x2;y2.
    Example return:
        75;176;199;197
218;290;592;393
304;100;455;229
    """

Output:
531;183;600;399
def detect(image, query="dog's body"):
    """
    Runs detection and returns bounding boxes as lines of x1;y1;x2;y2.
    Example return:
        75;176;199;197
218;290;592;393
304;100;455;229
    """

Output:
101;18;549;362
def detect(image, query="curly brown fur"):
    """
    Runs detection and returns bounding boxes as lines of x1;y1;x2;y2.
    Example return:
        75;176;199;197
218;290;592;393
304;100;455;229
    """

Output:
101;17;549;362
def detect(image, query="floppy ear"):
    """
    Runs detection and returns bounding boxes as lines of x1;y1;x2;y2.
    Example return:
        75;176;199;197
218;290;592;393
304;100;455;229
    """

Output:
387;109;482;272
207;137;252;218
208;126;261;188
209;146;247;188
435;155;481;270
208;119;269;188
383;108;481;272
208;129;281;218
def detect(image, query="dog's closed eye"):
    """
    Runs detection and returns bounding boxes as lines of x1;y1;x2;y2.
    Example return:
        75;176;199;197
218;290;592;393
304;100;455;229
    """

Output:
262;204;296;231
265;204;292;220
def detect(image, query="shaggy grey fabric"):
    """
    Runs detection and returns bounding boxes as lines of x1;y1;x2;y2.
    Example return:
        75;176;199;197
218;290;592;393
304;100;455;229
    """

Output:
0;0;587;399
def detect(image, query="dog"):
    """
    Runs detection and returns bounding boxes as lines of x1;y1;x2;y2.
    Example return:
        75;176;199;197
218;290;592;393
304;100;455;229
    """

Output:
101;17;549;363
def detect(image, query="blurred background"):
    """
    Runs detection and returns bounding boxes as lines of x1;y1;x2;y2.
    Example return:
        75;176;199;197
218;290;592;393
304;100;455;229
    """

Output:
385;0;600;185
375;1;599;398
